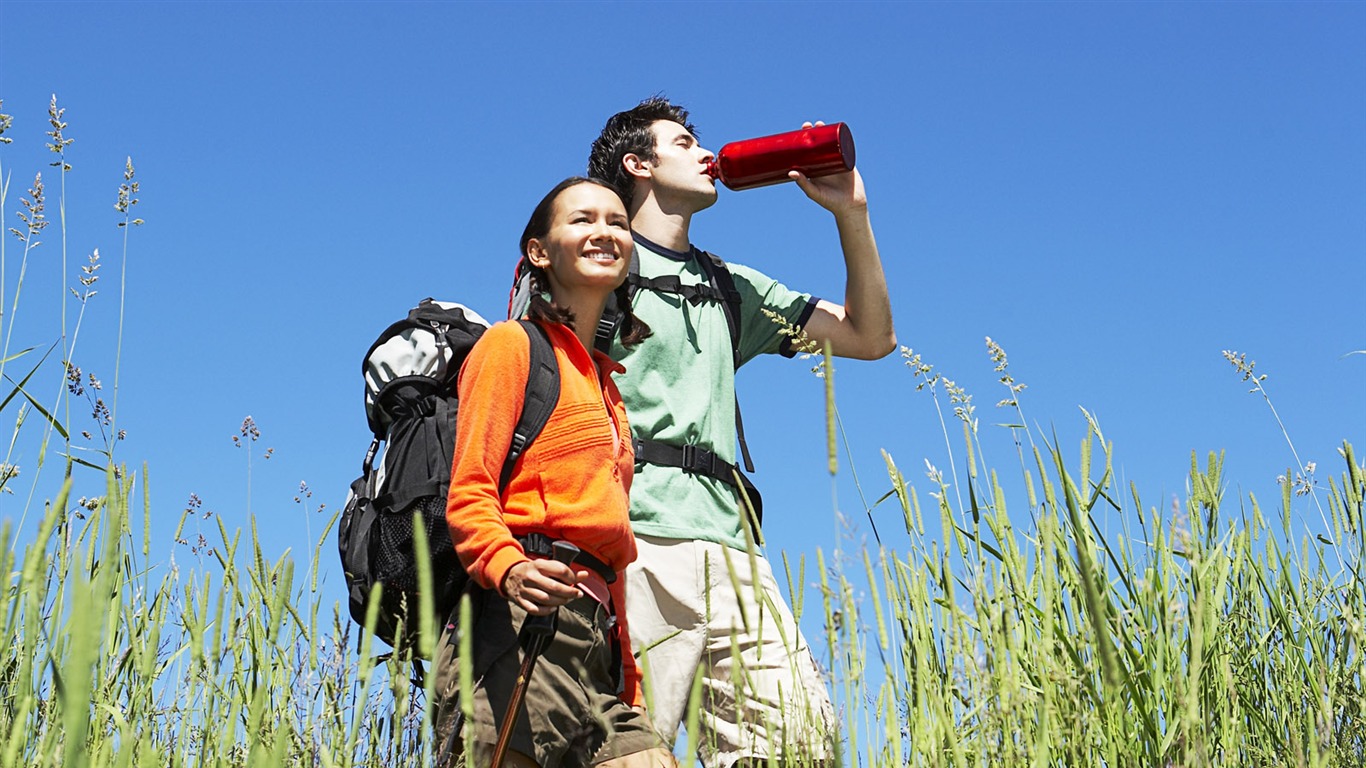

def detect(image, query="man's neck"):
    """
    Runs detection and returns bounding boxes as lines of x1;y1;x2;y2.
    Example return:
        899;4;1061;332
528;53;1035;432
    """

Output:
630;196;693;253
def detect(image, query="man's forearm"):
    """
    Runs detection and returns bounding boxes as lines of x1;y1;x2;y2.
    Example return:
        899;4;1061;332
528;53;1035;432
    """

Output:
833;206;895;359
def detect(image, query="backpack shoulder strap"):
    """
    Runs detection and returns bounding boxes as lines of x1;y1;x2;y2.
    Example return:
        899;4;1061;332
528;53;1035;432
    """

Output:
695;250;742;371
695;250;754;473
499;320;560;491
592;247;639;356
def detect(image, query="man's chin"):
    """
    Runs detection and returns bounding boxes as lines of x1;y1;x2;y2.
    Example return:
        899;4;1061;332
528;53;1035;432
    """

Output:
694;187;719;211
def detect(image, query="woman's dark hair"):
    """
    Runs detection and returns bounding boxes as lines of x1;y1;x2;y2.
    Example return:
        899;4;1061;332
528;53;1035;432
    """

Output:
518;177;651;347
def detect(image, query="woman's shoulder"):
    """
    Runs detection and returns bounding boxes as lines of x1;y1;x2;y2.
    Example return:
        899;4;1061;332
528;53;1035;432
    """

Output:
465;320;533;370
476;319;534;346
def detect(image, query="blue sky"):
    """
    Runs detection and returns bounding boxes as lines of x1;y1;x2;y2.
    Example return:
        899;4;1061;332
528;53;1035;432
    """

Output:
0;0;1362;690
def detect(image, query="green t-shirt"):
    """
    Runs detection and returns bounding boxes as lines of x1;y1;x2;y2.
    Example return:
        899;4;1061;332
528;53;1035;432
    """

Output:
611;236;816;550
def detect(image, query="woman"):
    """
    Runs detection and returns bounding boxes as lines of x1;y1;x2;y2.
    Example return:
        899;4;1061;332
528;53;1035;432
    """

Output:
435;177;674;768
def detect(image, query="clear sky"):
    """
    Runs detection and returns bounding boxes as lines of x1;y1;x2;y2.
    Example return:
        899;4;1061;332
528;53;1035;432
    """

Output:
0;0;1362;675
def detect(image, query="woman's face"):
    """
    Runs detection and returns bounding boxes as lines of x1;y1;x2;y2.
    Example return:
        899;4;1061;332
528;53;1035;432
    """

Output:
528;183;632;296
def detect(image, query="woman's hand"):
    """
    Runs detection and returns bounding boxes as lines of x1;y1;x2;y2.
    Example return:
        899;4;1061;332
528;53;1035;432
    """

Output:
501;559;588;616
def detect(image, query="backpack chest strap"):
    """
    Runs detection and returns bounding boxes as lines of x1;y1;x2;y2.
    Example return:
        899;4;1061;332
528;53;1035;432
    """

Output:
629;274;741;307
633;438;737;486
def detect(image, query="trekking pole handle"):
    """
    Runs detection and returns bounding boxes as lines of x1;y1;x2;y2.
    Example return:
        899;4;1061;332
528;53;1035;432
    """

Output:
551;540;581;568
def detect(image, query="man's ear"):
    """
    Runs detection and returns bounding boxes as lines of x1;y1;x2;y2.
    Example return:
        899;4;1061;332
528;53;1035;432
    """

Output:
526;240;550;269
622;152;651;182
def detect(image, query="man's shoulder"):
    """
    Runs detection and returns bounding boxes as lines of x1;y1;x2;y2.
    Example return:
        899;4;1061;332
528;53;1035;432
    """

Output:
695;250;779;291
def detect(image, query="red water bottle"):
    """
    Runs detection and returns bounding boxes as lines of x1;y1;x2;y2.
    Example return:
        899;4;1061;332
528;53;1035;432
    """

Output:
707;122;856;191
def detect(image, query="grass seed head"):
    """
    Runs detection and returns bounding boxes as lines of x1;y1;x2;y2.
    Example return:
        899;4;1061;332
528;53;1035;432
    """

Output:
116;157;144;225
1222;349;1267;387
900;347;939;390
66;363;85;396
45;93;73;170
11;173;47;244
0;100;12;144
79;249;101;289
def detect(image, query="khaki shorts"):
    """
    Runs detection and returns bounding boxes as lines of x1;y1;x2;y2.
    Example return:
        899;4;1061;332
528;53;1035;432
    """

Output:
626;535;837;767
433;586;666;767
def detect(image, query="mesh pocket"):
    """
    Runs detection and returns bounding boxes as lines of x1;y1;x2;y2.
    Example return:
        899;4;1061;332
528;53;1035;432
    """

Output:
375;495;463;596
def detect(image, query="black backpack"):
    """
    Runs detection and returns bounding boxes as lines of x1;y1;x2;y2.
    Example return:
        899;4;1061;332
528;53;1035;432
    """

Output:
337;299;559;653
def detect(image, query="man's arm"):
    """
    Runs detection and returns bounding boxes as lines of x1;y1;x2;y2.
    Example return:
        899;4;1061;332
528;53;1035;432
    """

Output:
791;162;896;361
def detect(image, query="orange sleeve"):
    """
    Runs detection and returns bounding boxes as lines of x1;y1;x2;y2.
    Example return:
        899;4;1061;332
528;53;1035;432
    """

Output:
446;322;531;593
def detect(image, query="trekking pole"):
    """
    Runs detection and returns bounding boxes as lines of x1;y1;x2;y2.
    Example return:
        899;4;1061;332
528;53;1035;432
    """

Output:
489;540;580;768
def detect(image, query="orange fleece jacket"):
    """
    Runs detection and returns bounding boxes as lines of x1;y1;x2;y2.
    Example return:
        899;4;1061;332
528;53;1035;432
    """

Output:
446;319;641;706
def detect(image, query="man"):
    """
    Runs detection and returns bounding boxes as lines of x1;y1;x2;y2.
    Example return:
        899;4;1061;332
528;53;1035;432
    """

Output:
588;97;895;767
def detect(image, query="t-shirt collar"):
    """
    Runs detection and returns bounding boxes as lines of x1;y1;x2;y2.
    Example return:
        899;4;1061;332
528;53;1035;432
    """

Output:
632;232;694;262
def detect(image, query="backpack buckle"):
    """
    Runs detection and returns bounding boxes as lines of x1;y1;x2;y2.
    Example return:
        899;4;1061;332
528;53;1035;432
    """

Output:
519;532;555;557
680;444;717;477
595;313;617;340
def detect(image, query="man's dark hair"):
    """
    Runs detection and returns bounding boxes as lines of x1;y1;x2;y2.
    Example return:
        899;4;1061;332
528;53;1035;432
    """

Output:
518;177;651;347
587;96;697;205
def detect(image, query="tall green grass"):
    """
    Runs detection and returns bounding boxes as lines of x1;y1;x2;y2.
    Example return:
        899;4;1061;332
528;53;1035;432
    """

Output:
0;96;442;767
809;343;1364;767
1;97;1360;767
0;462;452;767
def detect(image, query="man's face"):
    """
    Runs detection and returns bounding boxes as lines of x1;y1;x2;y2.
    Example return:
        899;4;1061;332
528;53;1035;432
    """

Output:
642;119;718;209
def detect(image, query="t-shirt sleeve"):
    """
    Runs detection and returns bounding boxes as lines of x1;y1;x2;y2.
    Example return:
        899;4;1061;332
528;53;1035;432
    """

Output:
726;261;819;365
